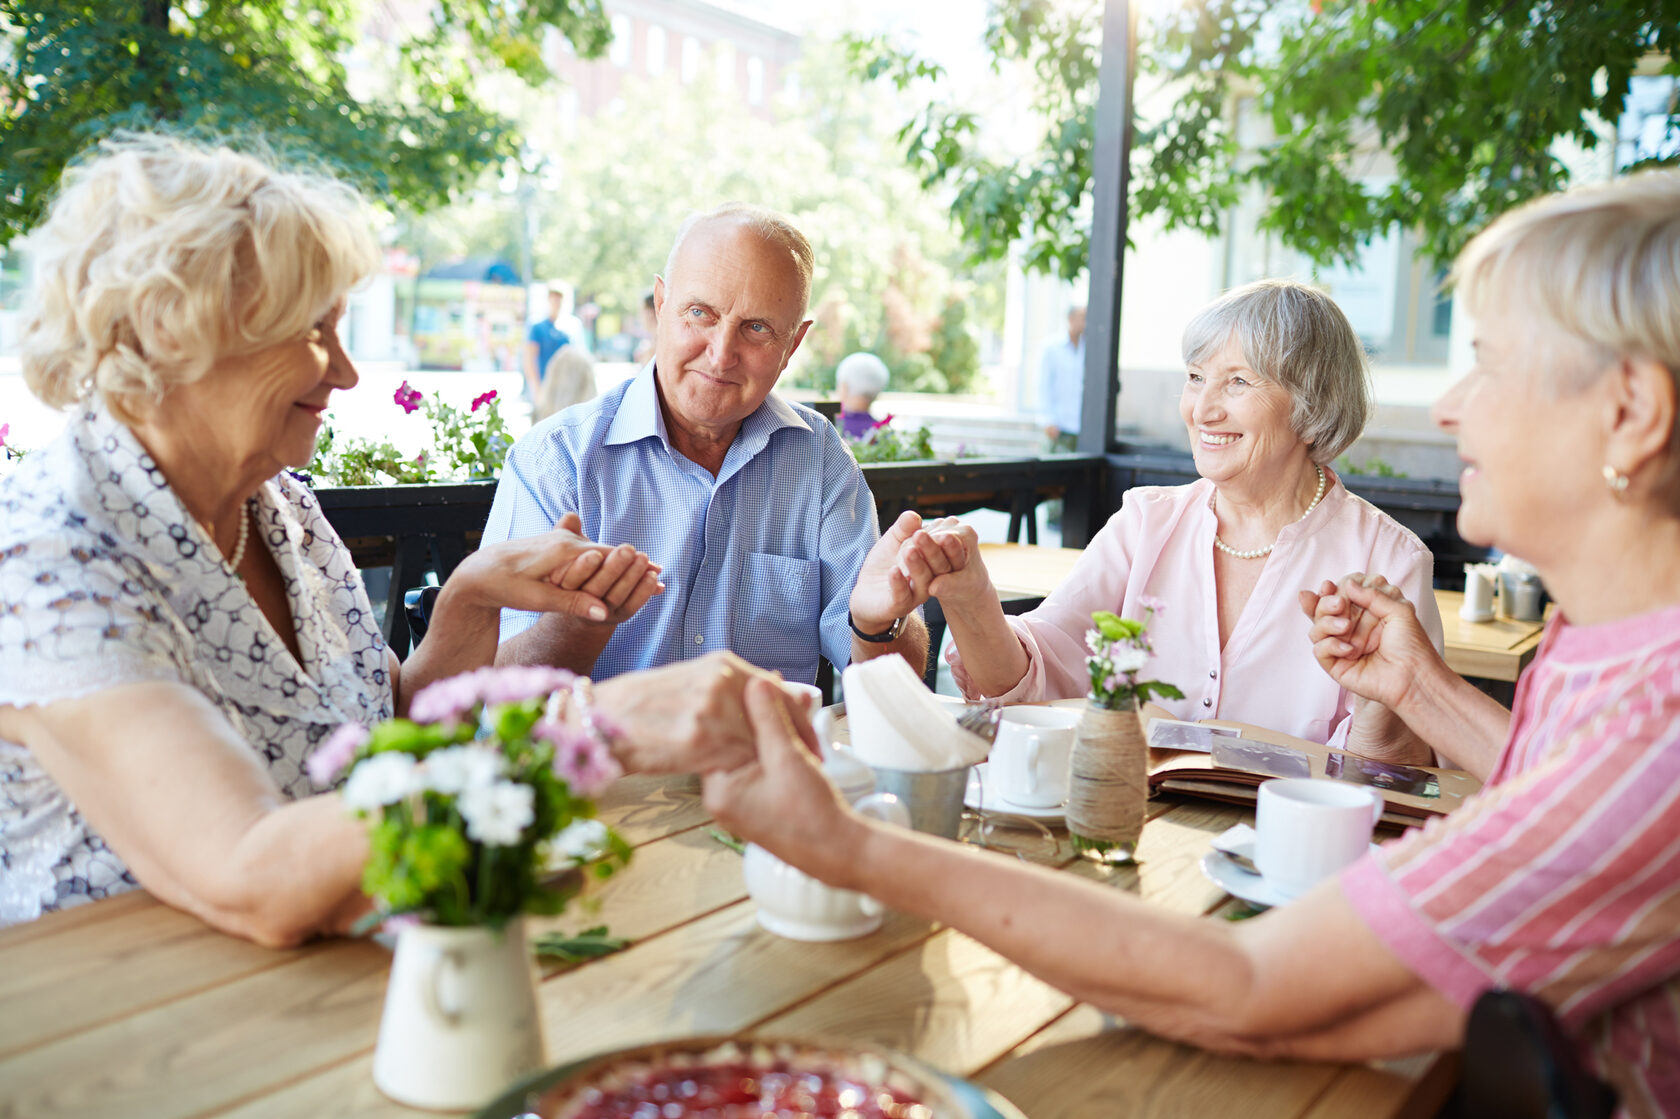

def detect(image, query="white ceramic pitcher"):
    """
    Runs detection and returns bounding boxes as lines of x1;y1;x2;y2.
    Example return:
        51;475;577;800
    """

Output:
372;919;545;1111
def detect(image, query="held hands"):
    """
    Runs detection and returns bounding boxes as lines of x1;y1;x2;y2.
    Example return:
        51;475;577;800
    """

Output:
702;678;855;884
848;512;988;630
453;513;662;624
1298;573;1435;711
594;652;808;776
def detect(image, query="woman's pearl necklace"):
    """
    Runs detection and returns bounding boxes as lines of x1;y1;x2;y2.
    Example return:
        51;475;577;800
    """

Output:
1212;465;1327;560
201;499;253;577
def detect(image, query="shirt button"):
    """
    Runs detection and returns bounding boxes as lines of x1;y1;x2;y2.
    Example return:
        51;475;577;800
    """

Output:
694;634;704;645
1209;670;1218;679
1202;698;1213;708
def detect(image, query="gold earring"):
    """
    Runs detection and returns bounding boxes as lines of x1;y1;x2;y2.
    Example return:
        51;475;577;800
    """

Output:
1603;464;1630;494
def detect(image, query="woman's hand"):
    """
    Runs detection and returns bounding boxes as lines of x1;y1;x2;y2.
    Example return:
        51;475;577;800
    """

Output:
1298;573;1438;711
594;652;802;776
702;678;858;884
453;512;657;622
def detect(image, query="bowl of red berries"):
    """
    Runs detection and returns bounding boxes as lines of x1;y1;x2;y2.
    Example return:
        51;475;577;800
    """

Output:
474;1035;1027;1119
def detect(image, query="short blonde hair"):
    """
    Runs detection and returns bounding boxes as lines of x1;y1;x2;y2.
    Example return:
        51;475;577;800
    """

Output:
534;344;598;422
1181;279;1372;464
664;203;815;320
20;133;379;421
1452;171;1680;507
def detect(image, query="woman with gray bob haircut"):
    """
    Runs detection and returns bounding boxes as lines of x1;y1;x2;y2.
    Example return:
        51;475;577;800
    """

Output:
856;277;1440;754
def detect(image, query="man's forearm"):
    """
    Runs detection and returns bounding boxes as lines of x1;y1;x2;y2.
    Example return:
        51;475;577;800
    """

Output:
849;611;930;675
495;612;615;675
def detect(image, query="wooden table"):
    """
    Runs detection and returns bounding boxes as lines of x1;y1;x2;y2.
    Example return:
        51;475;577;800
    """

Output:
1433;590;1547;683
0;779;1450;1118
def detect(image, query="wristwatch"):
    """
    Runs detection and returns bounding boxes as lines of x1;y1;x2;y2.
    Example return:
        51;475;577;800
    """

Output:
848;611;905;643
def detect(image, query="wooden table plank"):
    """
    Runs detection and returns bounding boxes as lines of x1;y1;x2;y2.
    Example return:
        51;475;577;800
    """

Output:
0;901;302;1060
977;542;1082;598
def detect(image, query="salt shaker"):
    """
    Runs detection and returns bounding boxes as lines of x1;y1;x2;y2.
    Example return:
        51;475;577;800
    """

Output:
1460;564;1495;622
1497;556;1546;622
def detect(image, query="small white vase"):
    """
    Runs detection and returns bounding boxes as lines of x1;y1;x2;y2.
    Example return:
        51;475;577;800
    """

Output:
372;918;546;1111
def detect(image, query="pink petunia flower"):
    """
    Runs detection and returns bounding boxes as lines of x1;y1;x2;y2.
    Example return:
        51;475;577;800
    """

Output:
307;722;370;787
536;719;622;796
470;390;498;412
0;423;9;447
393;381;423;414
872;413;894;429
1137;595;1168;615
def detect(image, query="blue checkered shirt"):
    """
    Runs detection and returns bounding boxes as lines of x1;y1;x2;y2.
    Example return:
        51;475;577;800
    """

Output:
482;366;880;684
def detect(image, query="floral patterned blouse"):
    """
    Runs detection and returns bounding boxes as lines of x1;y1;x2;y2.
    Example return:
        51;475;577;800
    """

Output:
0;403;394;925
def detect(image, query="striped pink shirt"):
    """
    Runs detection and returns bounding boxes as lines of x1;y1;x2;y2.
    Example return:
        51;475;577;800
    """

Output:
1342;603;1680;1117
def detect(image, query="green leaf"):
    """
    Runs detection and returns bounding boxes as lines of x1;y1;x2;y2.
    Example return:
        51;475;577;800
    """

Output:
531;926;630;962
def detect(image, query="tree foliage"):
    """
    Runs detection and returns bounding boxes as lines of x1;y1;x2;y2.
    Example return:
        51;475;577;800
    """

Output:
0;0;611;246
535;36;1000;394
851;0;1680;277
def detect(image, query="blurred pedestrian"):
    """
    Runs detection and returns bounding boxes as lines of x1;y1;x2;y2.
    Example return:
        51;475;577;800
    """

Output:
534;344;598;422
836;351;890;440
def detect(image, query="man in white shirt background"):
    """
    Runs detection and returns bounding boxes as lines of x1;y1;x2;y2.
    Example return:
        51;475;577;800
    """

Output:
1038;304;1086;453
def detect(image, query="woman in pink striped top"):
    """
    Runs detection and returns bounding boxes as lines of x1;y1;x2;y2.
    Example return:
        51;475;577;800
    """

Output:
710;170;1680;1118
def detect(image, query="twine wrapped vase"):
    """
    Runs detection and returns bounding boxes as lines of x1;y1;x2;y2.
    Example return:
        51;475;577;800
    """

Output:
1065;697;1148;862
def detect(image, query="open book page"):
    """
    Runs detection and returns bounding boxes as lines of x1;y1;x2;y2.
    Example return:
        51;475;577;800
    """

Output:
1140;703;1481;825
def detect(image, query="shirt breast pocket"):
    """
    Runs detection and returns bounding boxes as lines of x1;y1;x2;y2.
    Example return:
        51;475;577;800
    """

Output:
736;552;822;678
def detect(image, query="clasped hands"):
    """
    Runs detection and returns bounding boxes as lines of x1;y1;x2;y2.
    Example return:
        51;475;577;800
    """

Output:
454;511;664;626
848;511;989;629
1298;571;1437;712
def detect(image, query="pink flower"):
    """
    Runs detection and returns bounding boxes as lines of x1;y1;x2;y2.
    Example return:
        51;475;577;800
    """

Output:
409;666;577;726
381;912;423;934
308;722;370;786
537;720;622;796
1138;595;1167;615
872;413;894;429
393;381;423;414
0;423;9;447
470;390;498;412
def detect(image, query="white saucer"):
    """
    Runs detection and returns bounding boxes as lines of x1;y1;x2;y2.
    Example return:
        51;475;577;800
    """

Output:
964;762;1065;822
1200;843;1383;910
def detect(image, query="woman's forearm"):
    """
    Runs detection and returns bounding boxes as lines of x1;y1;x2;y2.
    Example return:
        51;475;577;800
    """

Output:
1392;658;1512;781
394;581;501;714
940;591;1032;698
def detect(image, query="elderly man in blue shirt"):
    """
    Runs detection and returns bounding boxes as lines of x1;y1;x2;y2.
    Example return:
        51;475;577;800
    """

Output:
1038;304;1086;452
482;204;931;685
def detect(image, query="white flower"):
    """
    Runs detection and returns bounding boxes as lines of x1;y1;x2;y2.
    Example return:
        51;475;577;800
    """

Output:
422;745;503;795
342;752;421;811
1109;645;1149;674
551;818;610;863
1084;630;1102;654
458;781;535;846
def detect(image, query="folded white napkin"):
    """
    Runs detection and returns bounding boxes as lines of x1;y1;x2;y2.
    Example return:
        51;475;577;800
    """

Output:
842;654;989;771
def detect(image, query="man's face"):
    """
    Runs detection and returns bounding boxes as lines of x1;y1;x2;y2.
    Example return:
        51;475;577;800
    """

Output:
1069;307;1086;341
547;292;563;319
653;220;811;439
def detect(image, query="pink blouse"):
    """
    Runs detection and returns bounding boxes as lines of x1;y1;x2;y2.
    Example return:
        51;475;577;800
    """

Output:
947;472;1445;747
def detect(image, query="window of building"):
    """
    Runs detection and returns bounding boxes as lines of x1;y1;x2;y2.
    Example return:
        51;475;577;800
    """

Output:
747;55;764;105
682;36;701;84
1618;74;1680;169
609;15;630;68
646;25;665;76
715;42;736;89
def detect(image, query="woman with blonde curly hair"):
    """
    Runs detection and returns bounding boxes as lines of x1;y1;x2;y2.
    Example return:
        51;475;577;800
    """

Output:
0;135;789;944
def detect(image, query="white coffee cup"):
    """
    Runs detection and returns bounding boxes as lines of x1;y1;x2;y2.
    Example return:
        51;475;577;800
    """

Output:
989;706;1082;809
1254;778;1382;902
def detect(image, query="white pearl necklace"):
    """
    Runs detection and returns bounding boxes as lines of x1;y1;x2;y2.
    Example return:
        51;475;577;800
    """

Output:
1212;465;1326;560
202;499;252;577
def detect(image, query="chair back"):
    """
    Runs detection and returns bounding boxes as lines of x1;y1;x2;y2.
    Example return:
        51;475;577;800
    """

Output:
1449;990;1616;1119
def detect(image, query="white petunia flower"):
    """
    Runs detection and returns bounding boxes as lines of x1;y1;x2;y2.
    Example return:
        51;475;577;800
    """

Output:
422;745;503;795
1109;646;1149;674
551;818;610;863
458;781;535;846
342;752;421;810
1084;630;1102;654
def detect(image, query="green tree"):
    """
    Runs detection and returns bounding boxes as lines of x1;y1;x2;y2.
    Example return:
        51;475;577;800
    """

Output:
0;0;612;246
532;35;997;394
852;0;1680;277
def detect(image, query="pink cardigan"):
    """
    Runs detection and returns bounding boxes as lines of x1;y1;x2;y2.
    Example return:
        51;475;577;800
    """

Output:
948;473;1444;747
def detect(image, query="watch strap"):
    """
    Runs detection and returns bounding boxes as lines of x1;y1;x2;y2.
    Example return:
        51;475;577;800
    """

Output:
848;611;904;643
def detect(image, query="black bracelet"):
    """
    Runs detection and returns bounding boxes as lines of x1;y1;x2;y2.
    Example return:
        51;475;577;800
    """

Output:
849;611;904;643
